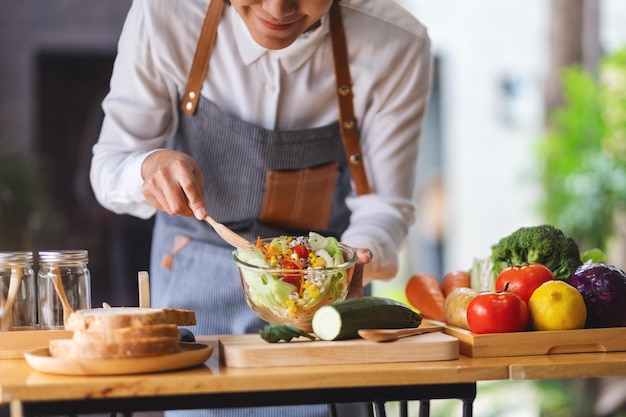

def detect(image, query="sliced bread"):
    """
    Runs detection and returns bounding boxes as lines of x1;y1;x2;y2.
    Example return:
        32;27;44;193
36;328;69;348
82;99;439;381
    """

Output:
72;324;179;344
54;307;196;359
50;337;181;359
65;307;196;331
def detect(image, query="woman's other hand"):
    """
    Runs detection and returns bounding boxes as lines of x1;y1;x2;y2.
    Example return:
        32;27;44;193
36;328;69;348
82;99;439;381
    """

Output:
347;248;373;299
141;150;207;219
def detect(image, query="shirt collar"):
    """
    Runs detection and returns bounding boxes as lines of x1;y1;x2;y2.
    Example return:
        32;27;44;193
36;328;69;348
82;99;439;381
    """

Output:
227;5;331;74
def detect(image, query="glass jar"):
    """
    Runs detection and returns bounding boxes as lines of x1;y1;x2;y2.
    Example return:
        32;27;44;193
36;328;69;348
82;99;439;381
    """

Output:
38;249;91;330
0;251;36;331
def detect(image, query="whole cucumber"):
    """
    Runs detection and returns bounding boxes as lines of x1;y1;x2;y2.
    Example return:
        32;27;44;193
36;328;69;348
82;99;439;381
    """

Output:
312;296;422;341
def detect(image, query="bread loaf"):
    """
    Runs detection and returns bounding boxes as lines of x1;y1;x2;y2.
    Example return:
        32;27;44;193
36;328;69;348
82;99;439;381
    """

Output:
50;307;196;360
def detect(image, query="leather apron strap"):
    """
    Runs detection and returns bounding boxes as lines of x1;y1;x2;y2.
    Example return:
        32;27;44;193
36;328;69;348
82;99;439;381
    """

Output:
181;0;371;195
328;1;370;196
181;0;224;116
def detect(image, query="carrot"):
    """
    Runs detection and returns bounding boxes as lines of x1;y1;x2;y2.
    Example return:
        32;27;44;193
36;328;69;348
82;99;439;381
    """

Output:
442;270;472;297
405;273;446;322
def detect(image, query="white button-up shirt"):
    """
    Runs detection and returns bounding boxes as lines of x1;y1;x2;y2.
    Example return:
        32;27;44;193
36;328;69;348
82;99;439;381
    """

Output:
90;0;432;281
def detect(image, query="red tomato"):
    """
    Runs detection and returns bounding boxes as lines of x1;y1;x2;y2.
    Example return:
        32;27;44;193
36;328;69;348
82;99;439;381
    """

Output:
495;264;555;304
292;245;310;260
281;263;301;285
467;291;529;334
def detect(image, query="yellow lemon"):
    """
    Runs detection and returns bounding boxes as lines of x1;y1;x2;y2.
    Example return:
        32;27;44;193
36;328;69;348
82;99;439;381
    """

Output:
528;280;587;331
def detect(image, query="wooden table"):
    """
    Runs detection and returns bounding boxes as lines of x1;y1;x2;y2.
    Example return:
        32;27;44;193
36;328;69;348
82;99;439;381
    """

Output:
0;337;510;417
3;337;626;417
509;351;626;381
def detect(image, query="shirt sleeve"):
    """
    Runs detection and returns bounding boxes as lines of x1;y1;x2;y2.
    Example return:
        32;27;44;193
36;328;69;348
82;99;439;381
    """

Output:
340;20;433;282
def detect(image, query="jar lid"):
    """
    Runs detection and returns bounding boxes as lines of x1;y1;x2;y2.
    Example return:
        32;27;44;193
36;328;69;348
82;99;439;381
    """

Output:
0;251;34;263
38;249;88;263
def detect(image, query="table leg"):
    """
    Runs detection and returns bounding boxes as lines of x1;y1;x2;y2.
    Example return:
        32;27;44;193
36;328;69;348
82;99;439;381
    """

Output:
373;401;387;417
400;400;408;417
419;400;430;417
10;400;23;417
462;397;474;417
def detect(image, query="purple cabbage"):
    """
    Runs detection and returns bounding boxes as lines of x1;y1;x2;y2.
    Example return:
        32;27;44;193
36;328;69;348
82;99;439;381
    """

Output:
566;263;626;328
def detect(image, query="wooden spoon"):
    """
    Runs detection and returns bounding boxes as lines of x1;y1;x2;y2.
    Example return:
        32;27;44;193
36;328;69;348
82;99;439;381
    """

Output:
0;267;22;331
50;267;74;326
358;325;443;342
138;271;151;308
203;215;254;252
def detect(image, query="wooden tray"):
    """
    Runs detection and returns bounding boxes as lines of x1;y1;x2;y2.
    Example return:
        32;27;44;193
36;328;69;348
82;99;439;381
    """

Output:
0;330;73;359
24;342;213;375
219;331;459;368
440;321;626;358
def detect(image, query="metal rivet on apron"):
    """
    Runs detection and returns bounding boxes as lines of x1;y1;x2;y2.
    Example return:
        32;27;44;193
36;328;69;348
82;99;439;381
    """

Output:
185;101;193;111
350;154;363;164
338;85;351;96
188;91;197;99
343;118;355;129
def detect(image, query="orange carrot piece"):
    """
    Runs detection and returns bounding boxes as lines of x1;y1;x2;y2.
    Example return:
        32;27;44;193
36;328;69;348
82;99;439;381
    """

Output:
405;273;446;322
281;258;301;268
442;270;472;297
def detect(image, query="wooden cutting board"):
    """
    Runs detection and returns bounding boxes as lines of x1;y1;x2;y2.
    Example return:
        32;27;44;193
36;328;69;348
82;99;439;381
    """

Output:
0;330;73;359
439;321;626;358
219;332;459;368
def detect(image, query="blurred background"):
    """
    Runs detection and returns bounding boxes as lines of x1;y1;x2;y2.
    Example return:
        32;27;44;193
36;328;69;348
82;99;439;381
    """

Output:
0;0;151;308
1;0;626;416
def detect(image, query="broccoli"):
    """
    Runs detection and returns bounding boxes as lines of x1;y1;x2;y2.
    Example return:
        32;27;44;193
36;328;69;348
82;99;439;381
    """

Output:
490;224;582;281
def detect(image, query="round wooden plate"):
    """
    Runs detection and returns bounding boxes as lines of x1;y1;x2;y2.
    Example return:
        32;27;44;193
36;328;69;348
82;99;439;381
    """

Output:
24;342;213;376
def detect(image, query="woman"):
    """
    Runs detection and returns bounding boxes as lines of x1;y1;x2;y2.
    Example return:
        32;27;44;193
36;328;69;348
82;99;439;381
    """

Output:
90;0;431;416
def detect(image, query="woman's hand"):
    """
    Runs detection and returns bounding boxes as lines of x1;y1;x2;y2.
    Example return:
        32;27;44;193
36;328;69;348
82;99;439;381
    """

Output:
141;150;207;219
347;248;373;298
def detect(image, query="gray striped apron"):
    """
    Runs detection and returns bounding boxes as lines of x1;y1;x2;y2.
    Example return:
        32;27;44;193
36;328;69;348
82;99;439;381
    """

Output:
151;98;359;417
150;2;370;416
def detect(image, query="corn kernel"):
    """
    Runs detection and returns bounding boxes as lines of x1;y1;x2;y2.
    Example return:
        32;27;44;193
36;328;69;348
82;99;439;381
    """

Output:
309;286;320;299
287;305;297;316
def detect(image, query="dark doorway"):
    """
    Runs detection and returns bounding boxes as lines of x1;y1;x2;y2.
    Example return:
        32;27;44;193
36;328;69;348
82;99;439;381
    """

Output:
35;51;154;307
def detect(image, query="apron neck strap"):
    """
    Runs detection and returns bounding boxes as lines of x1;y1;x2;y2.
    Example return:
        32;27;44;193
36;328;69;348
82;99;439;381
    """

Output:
328;1;370;195
181;0;224;116
181;1;371;195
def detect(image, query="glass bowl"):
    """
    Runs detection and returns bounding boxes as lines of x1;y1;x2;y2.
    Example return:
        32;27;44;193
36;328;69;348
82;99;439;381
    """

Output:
232;236;357;332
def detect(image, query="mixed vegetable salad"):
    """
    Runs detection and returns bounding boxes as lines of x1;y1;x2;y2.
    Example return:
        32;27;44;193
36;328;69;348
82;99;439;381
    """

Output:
235;232;352;319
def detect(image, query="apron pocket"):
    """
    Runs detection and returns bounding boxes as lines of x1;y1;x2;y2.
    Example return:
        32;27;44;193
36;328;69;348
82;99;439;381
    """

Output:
259;162;339;232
